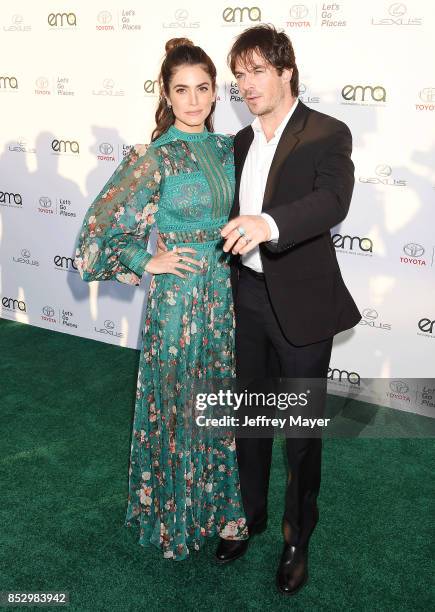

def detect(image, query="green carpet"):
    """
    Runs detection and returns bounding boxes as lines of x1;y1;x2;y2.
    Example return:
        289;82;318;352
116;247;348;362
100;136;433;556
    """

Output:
0;318;433;611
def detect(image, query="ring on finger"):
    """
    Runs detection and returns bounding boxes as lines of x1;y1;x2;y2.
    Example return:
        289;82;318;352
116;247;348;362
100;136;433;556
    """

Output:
244;235;252;243
237;226;246;237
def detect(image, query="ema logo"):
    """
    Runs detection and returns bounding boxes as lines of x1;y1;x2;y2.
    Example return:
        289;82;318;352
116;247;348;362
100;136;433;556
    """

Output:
53;255;78;272
359;308;392;331
417;317;435;339
47;13;77;27
0;75;18;90
332;233;373;256
144;79;159;96
327;367;361;386
51;138;79;155
341;84;386;105
0;190;22;207
1;296;26;313
400;243;428;267
222;6;262;24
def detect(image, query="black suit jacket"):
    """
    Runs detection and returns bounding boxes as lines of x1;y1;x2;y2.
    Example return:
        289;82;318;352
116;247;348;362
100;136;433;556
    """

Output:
230;100;361;346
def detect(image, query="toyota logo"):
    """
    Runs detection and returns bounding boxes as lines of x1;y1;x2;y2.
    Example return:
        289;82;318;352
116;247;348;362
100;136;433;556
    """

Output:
389;380;409;394
362;308;378;320
39;196;52;208
36;77;49;89
104;320;115;330
21;248;30;258
289;5;309;19
388;3;407;17
97;11;112;24
175;8;189;21
99;143;113;155
43;306;55;317
419;87;435;103
375;164;392;177
403;243;424;257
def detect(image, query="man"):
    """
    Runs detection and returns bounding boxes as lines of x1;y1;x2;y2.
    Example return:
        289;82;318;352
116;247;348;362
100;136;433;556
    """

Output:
214;25;361;595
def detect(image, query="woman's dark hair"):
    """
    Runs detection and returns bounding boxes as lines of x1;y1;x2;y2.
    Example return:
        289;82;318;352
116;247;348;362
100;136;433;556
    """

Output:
227;24;299;97
151;38;217;141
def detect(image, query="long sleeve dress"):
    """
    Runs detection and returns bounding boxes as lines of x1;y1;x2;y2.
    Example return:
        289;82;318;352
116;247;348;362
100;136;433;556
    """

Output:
74;124;248;560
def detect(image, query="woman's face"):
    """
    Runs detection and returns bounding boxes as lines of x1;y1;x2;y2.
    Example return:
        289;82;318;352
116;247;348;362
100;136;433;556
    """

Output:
167;64;215;133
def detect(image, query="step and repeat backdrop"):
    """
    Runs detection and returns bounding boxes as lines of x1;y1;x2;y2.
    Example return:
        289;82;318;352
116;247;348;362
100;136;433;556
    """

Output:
1;1;434;412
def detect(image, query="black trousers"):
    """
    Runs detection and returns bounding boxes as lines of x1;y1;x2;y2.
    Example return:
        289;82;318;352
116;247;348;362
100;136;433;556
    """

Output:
234;264;333;548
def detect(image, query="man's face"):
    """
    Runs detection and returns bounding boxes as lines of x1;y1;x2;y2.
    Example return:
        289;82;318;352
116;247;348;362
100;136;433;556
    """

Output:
234;50;292;117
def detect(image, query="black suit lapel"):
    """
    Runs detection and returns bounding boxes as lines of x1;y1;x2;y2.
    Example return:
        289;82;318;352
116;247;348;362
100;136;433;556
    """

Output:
230;127;254;220
262;101;310;212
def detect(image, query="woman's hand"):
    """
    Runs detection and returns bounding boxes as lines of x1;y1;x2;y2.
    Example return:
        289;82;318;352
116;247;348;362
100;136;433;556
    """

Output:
145;246;201;278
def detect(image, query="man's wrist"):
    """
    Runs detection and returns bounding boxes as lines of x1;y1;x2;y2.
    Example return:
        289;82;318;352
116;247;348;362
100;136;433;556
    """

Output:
260;212;279;242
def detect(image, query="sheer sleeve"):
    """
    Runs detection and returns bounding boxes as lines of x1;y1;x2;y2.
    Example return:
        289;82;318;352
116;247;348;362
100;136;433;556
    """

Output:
74;143;161;286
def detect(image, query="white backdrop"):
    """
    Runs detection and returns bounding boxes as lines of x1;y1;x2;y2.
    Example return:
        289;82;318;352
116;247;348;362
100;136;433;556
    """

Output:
1;1;434;411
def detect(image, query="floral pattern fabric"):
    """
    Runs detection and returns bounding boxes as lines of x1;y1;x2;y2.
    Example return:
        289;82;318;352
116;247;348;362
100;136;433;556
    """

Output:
75;125;248;560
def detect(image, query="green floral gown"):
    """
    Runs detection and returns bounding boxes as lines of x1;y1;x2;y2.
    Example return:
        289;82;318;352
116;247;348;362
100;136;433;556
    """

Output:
75;125;248;560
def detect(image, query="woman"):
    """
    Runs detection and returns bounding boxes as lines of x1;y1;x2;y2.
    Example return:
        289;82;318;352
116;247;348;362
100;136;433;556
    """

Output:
74;38;248;560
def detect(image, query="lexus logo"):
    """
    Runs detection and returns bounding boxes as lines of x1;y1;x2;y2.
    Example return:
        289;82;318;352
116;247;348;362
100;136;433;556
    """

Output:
175;8;189;21
375;164;392;177
388;3;407;17
42;306;55;317
299;83;307;94
21;248;30;258
289;5;309;19
403;243;424;257
102;79;114;89
362;308;378;320
104;320;115;330
389;380;409;394
99;143;113;155
12;14;23;24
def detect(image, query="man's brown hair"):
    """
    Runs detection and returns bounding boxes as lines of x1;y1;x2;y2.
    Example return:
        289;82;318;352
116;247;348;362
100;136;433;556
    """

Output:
228;24;299;96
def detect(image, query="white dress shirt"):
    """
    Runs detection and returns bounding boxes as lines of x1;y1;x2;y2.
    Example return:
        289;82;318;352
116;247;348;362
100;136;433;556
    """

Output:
239;98;299;272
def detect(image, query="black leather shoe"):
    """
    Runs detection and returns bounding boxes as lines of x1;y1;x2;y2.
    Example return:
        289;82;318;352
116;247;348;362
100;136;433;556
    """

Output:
215;517;267;564
276;543;308;595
